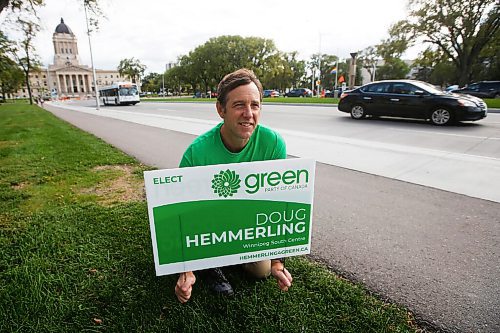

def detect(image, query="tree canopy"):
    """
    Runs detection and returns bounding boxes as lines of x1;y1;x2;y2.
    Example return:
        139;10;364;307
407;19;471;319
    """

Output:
398;0;499;85
117;57;146;84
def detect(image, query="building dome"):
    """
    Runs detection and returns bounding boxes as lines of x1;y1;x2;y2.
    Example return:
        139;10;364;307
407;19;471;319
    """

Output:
55;18;73;34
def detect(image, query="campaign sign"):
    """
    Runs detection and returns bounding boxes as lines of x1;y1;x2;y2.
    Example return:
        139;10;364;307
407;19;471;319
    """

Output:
144;158;315;276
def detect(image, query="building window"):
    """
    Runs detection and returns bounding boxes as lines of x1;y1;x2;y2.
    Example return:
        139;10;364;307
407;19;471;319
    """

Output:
111;75;113;78
70;49;72;54
61;48;64;53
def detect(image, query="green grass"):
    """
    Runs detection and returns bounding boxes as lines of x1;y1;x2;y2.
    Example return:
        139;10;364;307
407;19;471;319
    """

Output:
485;98;500;108
0;104;421;332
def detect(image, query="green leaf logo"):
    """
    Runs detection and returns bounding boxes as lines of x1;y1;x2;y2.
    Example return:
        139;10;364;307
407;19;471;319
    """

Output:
211;169;241;198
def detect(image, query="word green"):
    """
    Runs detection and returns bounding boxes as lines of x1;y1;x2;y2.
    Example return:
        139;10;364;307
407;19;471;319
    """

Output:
244;169;309;194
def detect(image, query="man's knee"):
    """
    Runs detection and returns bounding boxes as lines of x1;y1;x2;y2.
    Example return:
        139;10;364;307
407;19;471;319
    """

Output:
242;260;271;279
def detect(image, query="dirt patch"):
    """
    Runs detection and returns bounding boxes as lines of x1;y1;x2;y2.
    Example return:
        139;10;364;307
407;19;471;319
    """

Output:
11;181;28;190
0;140;19;149
81;164;145;206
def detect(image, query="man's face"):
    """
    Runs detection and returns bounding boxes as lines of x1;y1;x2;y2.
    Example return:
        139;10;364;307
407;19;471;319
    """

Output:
217;82;261;152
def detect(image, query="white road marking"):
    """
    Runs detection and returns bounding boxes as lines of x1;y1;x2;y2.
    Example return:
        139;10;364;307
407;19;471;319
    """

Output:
389;127;500;140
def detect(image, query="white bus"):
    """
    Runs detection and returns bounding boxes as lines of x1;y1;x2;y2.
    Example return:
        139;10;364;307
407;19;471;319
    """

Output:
99;82;140;105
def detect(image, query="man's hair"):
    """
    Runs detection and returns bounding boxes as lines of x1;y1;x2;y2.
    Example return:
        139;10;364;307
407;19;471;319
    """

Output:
217;68;263;108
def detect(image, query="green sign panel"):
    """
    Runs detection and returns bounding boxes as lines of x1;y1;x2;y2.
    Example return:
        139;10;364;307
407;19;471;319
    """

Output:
144;158;315;276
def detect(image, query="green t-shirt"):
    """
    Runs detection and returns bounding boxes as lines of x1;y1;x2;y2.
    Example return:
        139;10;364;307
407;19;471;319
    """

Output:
179;122;286;167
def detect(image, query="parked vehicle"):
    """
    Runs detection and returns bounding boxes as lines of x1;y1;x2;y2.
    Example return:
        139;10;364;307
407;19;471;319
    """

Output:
451;81;500;99
444;84;459;92
284;88;312;98
324;89;340;98
263;89;280;98
337;79;487;126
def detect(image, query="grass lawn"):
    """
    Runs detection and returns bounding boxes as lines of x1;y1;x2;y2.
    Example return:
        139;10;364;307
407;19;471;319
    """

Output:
0;104;422;332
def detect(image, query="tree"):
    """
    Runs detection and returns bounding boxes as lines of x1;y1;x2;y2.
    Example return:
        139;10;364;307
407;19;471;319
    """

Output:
14;18;40;104
141;72;161;93
374;23;410;80
117;57;146;84
412;48;457;85
471;28;500;82
0;56;24;100
359;46;380;82
0;0;42;16
398;0;499;85
1;0;101;17
376;58;410;80
175;35;288;94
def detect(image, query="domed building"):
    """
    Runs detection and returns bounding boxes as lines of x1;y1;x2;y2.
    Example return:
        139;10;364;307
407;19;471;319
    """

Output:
18;18;129;99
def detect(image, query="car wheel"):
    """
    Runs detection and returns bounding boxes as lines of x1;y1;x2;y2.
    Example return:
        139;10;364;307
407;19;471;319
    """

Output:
350;104;366;119
430;108;452;125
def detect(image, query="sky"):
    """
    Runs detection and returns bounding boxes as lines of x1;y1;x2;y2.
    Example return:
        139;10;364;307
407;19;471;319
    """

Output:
4;0;418;74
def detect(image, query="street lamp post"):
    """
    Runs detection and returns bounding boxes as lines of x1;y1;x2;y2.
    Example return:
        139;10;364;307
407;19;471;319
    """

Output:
84;2;100;110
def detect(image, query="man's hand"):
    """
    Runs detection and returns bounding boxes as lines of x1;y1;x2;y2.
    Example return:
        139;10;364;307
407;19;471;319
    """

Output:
175;271;196;303
271;260;292;291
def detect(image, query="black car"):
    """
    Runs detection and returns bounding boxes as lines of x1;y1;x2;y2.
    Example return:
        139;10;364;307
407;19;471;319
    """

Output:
451;81;500;99
337;80;487;126
284;88;312;97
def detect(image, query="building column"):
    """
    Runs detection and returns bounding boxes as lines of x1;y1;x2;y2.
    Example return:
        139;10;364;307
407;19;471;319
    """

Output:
81;75;86;93
62;74;66;93
76;74;81;94
64;74;68;94
69;74;74;95
86;74;91;94
56;73;61;97
61;74;66;93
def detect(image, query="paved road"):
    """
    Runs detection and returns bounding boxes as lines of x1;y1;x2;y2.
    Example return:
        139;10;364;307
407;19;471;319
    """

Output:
44;102;500;333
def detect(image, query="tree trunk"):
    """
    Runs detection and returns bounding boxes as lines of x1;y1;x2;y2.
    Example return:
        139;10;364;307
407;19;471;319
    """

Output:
25;70;33;104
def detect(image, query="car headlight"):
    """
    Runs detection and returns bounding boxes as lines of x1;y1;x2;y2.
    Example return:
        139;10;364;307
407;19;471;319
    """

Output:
457;99;477;107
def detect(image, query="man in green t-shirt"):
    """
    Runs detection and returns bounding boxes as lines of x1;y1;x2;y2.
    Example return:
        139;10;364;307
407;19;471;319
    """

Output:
175;68;293;303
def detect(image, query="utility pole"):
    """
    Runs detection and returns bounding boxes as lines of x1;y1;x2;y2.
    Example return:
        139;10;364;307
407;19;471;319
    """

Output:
317;33;322;98
84;2;100;110
162;72;165;97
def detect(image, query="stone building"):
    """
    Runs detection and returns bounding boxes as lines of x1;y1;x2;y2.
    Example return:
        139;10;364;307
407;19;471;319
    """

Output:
18;18;128;99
